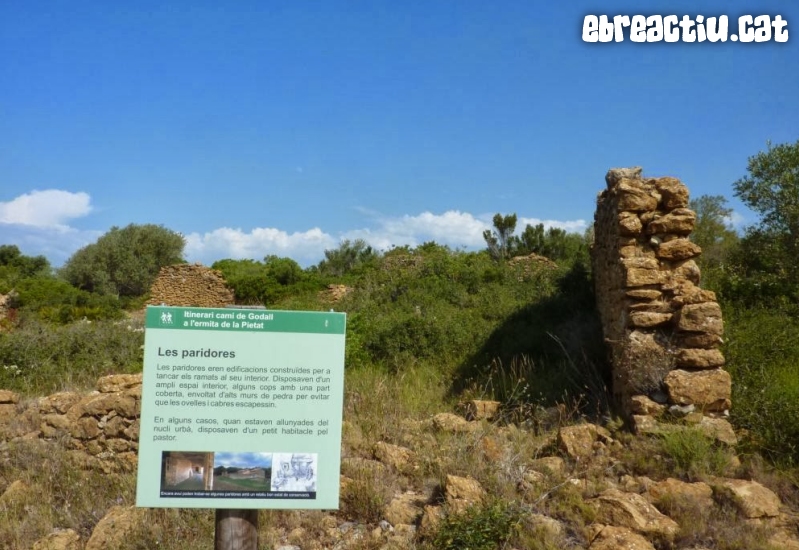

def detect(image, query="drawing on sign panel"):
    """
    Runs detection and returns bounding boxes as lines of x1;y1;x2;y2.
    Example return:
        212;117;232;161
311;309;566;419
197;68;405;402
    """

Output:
270;453;318;492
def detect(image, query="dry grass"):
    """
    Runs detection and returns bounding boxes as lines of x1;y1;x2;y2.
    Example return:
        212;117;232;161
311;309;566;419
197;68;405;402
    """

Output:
1;363;798;549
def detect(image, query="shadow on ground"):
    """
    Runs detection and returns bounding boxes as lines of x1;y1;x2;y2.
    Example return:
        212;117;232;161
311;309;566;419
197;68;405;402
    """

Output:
450;261;613;419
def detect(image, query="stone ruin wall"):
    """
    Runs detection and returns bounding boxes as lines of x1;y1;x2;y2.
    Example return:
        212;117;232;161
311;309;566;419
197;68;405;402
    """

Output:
147;263;235;308
0;374;142;472
591;167;732;434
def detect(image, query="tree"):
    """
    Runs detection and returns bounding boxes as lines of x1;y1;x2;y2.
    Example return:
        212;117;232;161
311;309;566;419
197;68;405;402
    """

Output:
0;245;51;291
483;213;517;261
514;223;589;263
689;195;739;269
61;224;185;297
734;139;799;241
317;239;380;276
731;139;799;301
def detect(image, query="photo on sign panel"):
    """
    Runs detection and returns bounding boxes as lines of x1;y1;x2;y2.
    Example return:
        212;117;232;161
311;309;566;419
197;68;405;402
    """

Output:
270;453;318;492
160;451;274;493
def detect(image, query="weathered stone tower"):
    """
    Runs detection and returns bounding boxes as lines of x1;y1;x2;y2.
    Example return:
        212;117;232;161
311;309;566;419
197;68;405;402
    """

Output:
591;167;733;440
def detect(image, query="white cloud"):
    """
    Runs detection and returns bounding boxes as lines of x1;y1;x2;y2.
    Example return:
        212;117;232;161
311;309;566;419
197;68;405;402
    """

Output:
0;190;92;228
517;216;589;233
0;224;102;266
184;227;337;265
0;190;590;269
344;210;491;250
343;211;589;252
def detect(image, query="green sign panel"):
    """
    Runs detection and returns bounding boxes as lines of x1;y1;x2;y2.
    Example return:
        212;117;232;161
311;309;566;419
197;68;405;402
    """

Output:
135;306;346;509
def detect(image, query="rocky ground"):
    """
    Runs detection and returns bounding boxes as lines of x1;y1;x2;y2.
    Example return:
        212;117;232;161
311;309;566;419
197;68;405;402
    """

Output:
1;375;798;549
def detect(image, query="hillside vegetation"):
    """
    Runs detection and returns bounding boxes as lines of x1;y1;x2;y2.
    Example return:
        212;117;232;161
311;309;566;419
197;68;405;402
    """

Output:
1;140;798;548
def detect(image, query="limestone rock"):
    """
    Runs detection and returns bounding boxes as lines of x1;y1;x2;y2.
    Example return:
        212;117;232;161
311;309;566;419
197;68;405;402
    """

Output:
673;259;701;284
558;424;611;461
631;415;682;436
675;348;725;369
698;416;737;445
383;492;426;525
96;373;143;393
714;479;781;518
0;403;17;424
444;475;485;513
676;332;724;349
655;238;702;260
32;529;81;550
626;288;663;300
373;442;415;471
590;488;679;538
85;506;146;550
653;177;690;209
668;281;717;306
320;284;351;303
419;505;443;537
606;167;644;186
0;389;19;404
664;369;731;411
618;182;659;212
464;399;501;421
647;478;714;509
625;268;663;287
519;470;545;490
37;392;82;415
619;212;644;236
431;413;479;433
676;302;723;335
588;524;657;550
0;479;29;506
629;311;672;328
629;395;666;416
646;211;696;235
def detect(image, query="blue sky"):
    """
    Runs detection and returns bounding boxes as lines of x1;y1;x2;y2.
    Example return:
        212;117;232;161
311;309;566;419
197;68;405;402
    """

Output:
1;1;797;267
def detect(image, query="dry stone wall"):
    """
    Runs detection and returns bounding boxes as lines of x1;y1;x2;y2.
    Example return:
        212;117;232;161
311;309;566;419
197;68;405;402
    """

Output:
147;263;235;308
0;374;142;471
591;167;732;434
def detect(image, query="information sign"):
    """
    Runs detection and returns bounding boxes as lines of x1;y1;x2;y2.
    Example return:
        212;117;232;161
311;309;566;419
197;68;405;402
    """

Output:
135;306;346;509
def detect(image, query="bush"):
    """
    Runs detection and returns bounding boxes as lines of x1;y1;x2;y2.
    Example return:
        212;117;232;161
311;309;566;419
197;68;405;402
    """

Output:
659;428;731;480
12;277;123;323
431;500;522;550
723;304;799;465
0;318;144;395
340;248;560;374
60;224;185;297
212;256;325;306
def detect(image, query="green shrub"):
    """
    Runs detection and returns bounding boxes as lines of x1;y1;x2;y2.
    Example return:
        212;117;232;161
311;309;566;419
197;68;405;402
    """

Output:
659;427;731;480
723;304;799;465
431;500;522;550
0;318;144;395
60;223;185;296
12;277;123;323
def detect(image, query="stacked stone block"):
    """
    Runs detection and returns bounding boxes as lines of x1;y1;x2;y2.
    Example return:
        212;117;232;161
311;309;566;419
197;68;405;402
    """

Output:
591;167;732;432
147;263;235;308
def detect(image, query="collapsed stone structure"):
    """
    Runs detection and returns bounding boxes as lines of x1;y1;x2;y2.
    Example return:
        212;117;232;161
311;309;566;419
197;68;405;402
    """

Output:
592;167;732;435
0;374;142;471
147;263;235;308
